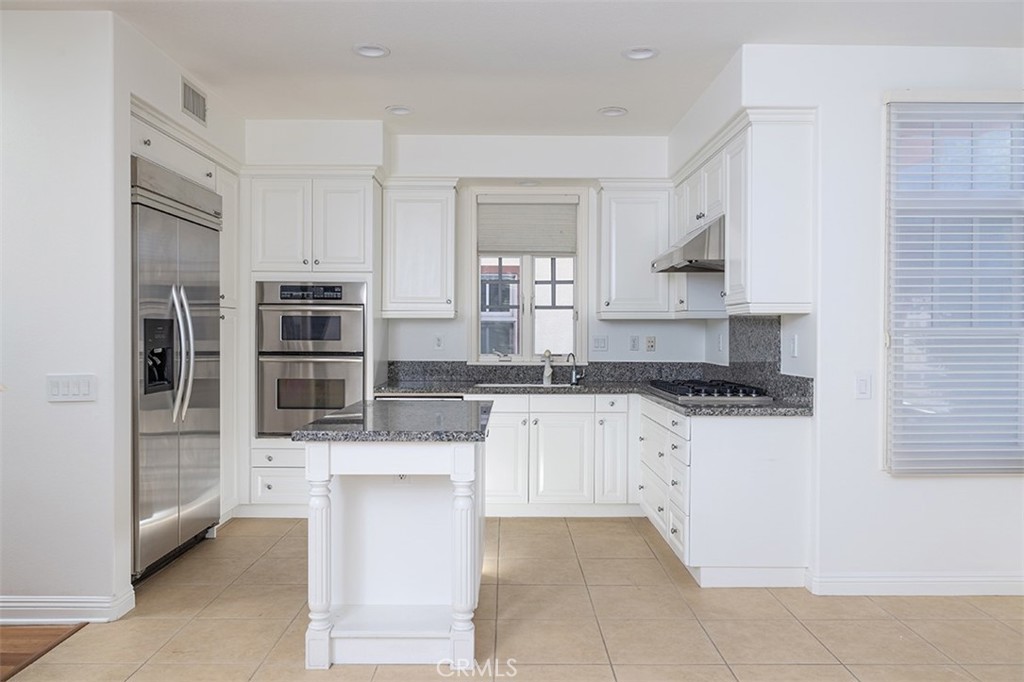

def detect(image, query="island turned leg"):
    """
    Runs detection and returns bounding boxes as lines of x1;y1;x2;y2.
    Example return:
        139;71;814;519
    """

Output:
450;443;477;670
306;453;332;670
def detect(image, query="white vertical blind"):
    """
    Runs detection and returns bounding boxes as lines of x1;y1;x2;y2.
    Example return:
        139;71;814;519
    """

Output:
887;102;1024;473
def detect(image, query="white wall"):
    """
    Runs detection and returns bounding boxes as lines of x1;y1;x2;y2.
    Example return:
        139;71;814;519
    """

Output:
1;11;128;619
389;135;667;179
246;120;384;166
734;45;1023;592
0;10;246;622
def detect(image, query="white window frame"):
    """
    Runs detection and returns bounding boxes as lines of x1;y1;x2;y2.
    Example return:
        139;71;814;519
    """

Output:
884;95;1024;475
468;187;589;365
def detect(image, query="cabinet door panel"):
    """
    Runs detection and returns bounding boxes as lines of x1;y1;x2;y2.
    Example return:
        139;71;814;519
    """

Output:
702;153;725;223
313;179;371;270
677;174;702;237
383;190;455;316
530;412;595;503
131;116;216;190
600;190;670;314
595;412;628;503
216;170;239;307
252;179;311;272
484;412;529;504
723;130;751;306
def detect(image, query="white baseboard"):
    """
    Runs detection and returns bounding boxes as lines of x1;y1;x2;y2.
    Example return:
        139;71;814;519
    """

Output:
485;503;643;517
691;566;807;588
0;588;135;624
807;571;1024;596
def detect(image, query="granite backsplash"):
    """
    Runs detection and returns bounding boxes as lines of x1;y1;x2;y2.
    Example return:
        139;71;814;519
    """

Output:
386;316;813;405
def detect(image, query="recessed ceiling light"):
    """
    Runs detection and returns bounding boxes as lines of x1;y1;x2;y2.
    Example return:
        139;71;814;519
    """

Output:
354;43;391;58
385;104;413;116
623;46;659;61
598;106;628;117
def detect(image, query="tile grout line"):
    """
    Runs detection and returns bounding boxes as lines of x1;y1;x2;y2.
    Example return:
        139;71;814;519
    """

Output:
566;518;618;681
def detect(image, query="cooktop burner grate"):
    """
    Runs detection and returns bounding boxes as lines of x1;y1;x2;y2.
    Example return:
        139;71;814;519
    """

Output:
647;379;774;405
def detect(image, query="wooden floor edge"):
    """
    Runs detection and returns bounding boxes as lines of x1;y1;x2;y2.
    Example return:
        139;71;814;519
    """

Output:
0;623;86;681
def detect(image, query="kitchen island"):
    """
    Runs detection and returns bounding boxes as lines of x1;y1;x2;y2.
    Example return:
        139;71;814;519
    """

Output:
293;399;491;670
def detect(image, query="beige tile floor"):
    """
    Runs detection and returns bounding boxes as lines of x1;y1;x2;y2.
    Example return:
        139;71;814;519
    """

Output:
13;517;1024;681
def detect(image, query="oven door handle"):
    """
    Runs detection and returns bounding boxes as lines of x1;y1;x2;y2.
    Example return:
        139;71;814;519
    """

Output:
170;284;187;423
257;304;364;314
258;355;364;363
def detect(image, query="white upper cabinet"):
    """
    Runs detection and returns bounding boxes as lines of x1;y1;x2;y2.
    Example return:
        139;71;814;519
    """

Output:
216;169;240;308
130;116;217;190
599;184;672;317
673;151;724;245
722;113;814;314
251;176;375;273
382;182;456;318
600;182;725;320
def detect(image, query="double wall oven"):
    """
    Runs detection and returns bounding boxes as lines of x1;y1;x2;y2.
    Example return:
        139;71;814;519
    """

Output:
256;282;365;437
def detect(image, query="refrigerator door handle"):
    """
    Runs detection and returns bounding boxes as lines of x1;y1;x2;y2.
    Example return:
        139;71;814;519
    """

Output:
179;285;197;422
170;284;187;423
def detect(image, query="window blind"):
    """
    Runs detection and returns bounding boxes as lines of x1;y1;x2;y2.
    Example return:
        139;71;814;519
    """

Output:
887;101;1024;474
477;198;578;254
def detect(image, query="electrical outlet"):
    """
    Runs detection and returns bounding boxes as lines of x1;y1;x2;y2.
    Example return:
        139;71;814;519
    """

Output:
433;334;444;350
629;335;640;352
592;335;608;351
645;336;656;352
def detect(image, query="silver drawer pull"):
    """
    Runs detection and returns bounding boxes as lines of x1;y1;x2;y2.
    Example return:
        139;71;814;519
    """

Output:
670;527;678;535
599;419;605;426
658;451;665;458
532;418;539;425
266;484;273;490
266;455;274;462
671;444;678;451
638;484;645;491
671;479;679;486
639;436;645;442
657;506;664;512
521;418;527;426
608;400;615;407
671;419;679;426
142;138;152;146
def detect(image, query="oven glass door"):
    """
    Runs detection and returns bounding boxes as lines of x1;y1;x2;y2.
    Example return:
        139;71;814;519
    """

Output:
257;305;364;354
257;356;364;437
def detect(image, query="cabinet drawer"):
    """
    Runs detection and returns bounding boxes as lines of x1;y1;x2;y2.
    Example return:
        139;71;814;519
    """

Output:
639;416;670;481
253;448;305;468
668;459;690;514
251;468;309;505
467;394;530;413
639;464;669;531
667;501;689;564
595;394;628;412
640;398;690;439
530;395;595;413
131;116;216;190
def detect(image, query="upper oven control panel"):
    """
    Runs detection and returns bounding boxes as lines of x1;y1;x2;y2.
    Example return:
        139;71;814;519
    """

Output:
257;281;366;306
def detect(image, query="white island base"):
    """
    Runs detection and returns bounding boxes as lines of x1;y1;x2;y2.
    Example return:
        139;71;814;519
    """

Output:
304;440;485;670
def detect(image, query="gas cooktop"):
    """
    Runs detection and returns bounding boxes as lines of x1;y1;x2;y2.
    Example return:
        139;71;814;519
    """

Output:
647;379;774;406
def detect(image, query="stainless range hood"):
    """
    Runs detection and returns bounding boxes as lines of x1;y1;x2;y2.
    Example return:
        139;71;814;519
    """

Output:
651;215;725;273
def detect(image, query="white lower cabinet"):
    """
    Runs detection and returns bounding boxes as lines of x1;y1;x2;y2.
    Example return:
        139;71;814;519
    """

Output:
639;396;810;587
530;412;595;504
470;393;630;509
251;467;309;505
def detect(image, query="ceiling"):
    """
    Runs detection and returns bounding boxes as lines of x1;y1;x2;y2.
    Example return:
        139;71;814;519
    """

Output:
4;1;1021;135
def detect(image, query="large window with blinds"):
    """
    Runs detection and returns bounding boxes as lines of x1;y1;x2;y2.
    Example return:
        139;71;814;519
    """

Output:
475;195;582;361
886;101;1024;474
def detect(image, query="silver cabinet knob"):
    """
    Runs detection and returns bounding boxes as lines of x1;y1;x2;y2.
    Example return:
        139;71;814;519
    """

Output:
638;484;645;490
599;419;605;426
657;505;664;512
678;299;684;305
486;429;490;438
671;443;678;451
639;436;645;442
205;171;213;178
720;291;727;297
609;400;615;407
142;138;152;146
671;479;679;486
446;298;452;304
521;418;527;426
532;418;539;425
658;451;665;458
266;455;274;462
604;301;610;307
219;314;225;320
303;259;309;265
220;294;225;299
266;484;273;490
671;419;678;426
314;259;320;265
670;527;678;535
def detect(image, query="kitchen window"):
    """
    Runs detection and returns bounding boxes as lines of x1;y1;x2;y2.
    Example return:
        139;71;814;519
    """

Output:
473;193;586;362
886;101;1024;474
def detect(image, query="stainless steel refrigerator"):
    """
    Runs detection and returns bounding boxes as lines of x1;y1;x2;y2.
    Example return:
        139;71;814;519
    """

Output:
131;156;221;578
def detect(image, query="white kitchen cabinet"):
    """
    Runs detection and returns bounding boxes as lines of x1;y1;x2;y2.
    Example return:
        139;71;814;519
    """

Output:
722;113;814;314
529;412;595;504
382;183;456;318
673;152;724;244
251;467;309;505
598;185;672;317
216;169;239;308
483;411;530;504
251;176;375;273
594;411;628;503
130;115;216;190
219;308;239;516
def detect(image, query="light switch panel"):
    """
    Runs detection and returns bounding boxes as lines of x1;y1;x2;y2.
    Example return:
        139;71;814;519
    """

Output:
855;372;872;400
47;374;98;402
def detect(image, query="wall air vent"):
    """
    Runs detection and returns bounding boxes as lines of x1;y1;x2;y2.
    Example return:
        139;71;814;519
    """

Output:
181;78;207;126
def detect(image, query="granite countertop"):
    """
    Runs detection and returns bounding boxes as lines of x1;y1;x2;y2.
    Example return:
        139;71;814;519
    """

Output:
374;381;813;417
292;399;493;442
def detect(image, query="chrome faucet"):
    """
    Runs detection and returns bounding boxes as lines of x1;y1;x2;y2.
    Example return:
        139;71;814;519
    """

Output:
567;352;585;386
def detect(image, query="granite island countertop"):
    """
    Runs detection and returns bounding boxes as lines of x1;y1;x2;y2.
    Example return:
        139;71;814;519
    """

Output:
292;399;493;442
374;381;812;417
